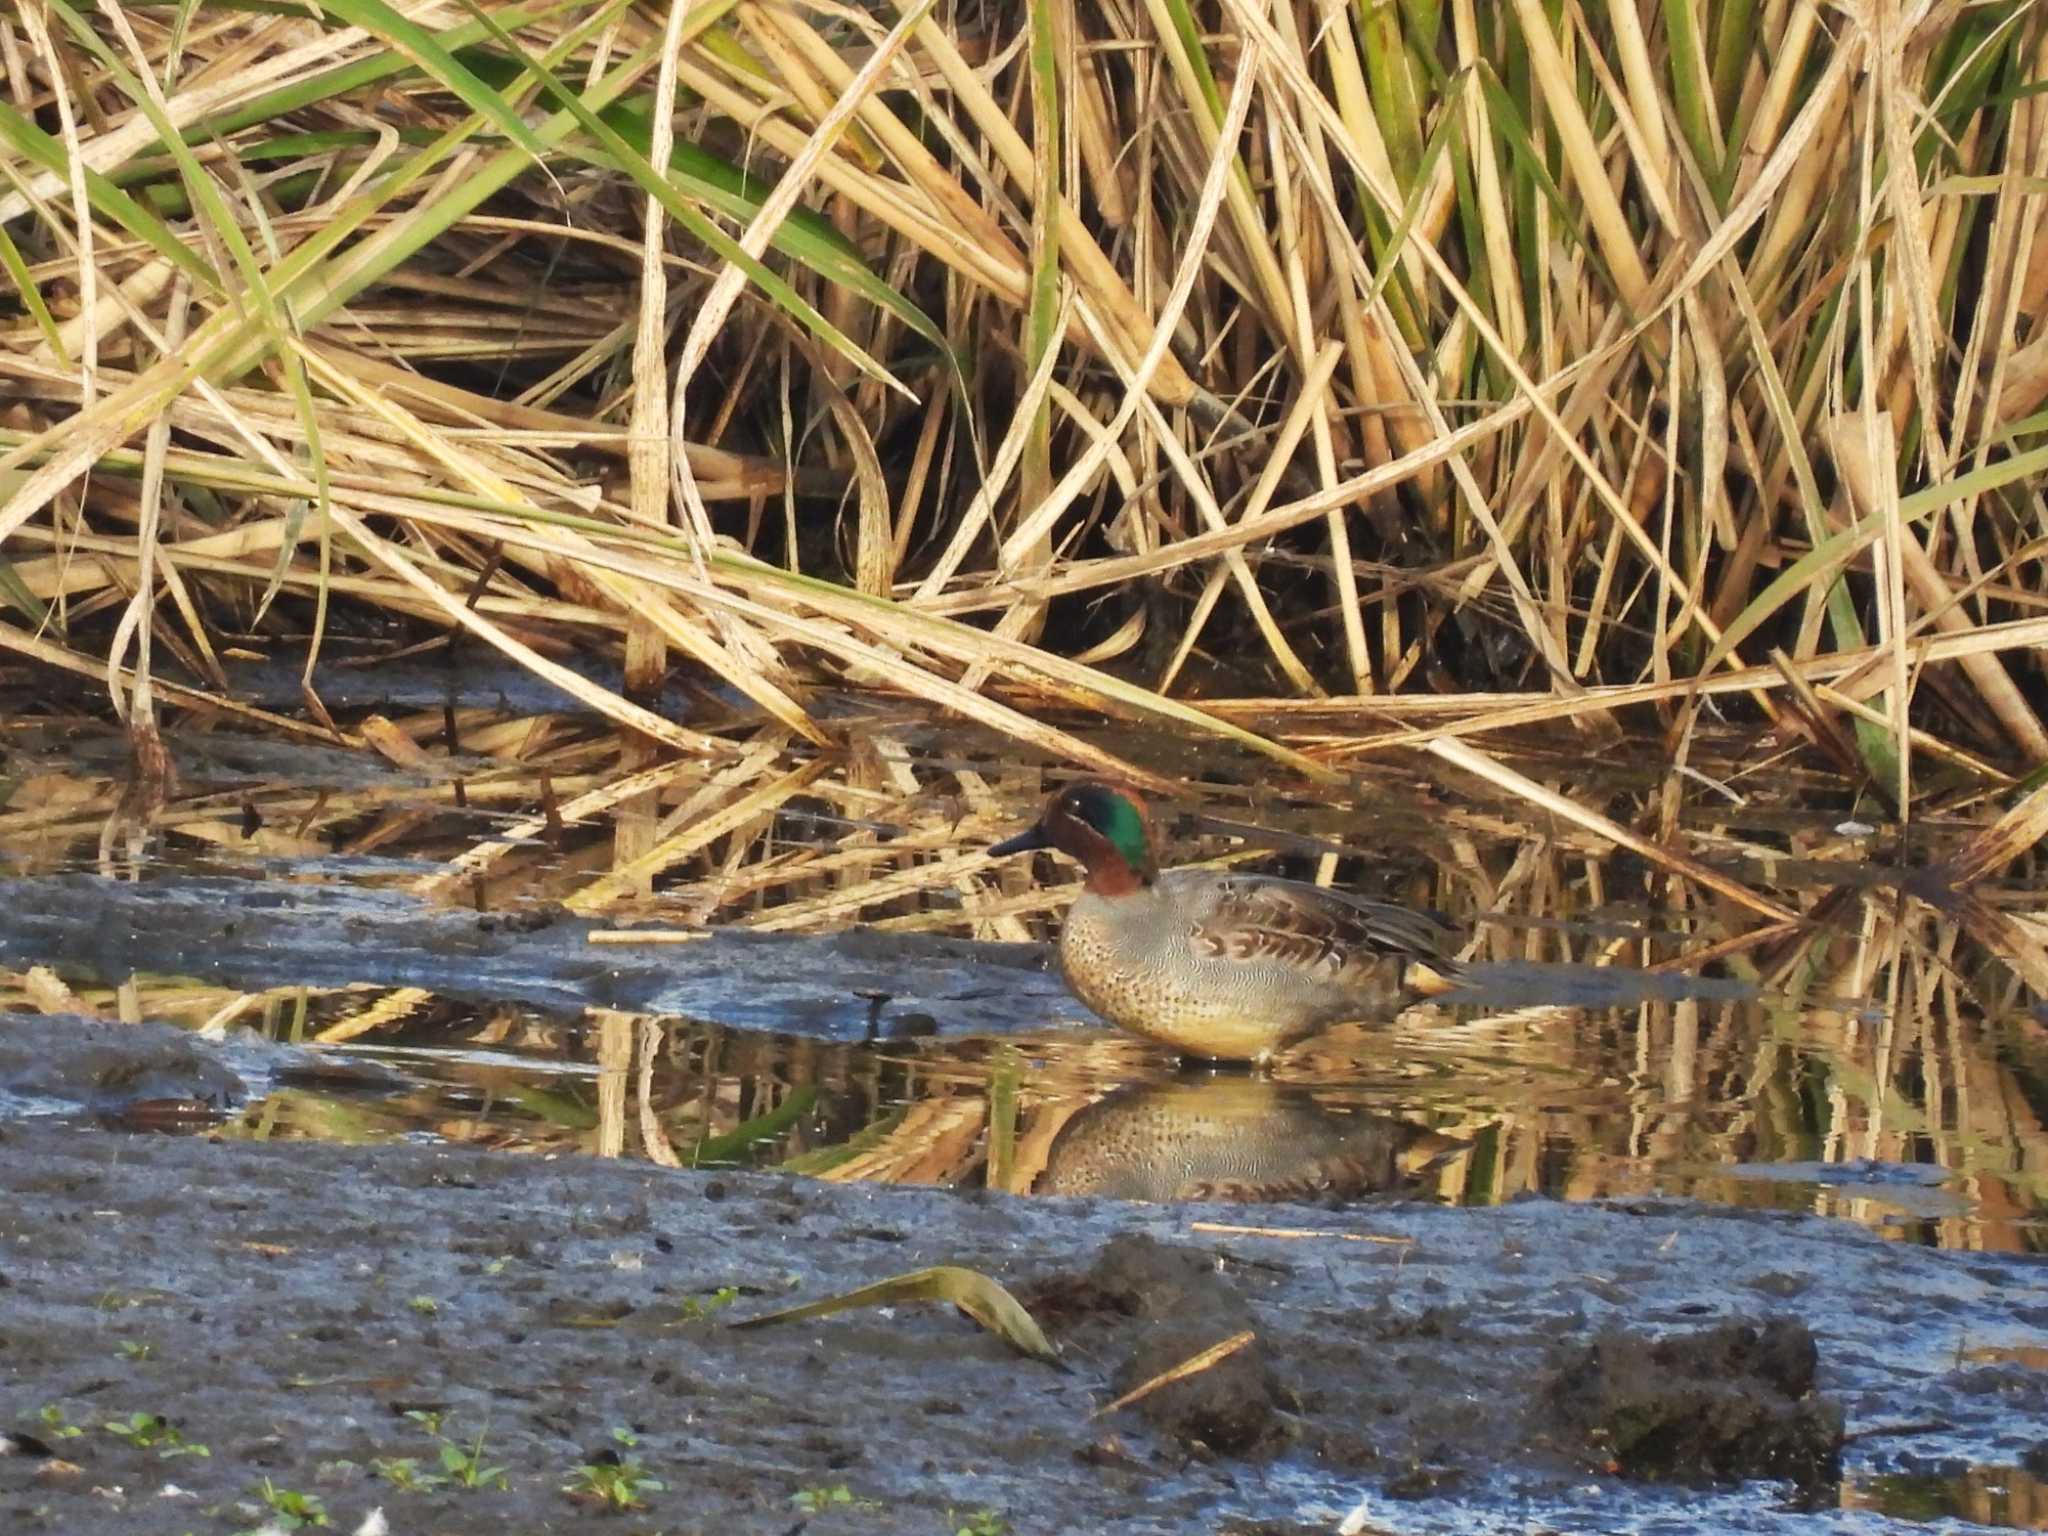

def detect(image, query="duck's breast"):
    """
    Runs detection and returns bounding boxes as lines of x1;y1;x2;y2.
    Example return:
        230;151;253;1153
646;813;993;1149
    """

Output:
1057;887;1192;1031
1057;877;1392;1042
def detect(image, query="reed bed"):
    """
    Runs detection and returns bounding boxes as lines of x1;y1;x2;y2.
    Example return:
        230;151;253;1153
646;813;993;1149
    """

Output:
3;0;2048;948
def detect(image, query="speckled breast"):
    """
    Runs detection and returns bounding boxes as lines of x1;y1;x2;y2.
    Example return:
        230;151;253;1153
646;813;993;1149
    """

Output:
1056;893;1317;1061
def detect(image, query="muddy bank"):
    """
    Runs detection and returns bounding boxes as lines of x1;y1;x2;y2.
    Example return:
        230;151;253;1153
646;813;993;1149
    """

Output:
3;1120;2044;1534
0;874;1071;1041
0;873;1758;1054
0;1011;402;1124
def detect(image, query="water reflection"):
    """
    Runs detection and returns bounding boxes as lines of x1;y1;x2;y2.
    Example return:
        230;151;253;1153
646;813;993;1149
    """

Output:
113;969;2041;1252
3;723;2045;1251
1036;1075;1463;1201
1845;1465;2048;1529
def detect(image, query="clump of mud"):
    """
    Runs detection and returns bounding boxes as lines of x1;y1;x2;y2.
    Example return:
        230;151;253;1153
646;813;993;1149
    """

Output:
1541;1317;1843;1493
0;1011;244;1122
1029;1233;1289;1458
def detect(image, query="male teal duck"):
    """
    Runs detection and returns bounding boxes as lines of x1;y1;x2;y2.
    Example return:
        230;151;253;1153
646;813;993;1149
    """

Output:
989;783;1463;1062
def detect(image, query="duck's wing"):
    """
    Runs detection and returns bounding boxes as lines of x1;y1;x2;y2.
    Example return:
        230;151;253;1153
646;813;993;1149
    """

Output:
1181;872;1460;982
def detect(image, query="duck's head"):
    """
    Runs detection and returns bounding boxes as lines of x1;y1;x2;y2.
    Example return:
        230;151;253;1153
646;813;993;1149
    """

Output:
989;782;1157;895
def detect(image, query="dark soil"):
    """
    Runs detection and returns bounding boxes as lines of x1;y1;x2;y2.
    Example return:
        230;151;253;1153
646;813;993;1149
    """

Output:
1031;1234;1287;1459
3;1099;2044;1534
1542;1318;1844;1493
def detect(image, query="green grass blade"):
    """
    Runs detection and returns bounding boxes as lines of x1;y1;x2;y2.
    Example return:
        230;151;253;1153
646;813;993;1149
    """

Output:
1472;59;1611;294
1358;0;1426;188
454;0;903;392
0;97;221;291
1660;0;1723;202
0;553;46;626
548;87;955;370
305;0;554;165
189;0;598;142
1365;71;1466;313
1700;441;2048;679
0;221;66;363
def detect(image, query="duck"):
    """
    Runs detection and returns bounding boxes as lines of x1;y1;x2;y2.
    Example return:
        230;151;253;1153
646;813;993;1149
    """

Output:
989;782;1463;1062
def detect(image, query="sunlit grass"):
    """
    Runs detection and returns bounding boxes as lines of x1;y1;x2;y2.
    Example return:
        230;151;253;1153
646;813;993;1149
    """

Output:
2;1;2046;962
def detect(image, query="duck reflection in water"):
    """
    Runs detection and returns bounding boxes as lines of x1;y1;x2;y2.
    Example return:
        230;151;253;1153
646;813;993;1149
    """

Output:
1036;1074;1464;1203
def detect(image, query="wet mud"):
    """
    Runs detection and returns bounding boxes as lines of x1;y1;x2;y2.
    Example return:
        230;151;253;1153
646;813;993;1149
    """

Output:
1541;1317;1844;1493
1028;1234;1289;1460
2;876;2045;1531
0;875;1071;1041
0;874;1763;1053
0;1013;247;1121
3;1098;2044;1532
0;1011;403;1126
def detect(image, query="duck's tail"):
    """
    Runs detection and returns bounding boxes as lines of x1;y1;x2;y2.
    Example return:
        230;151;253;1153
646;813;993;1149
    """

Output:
1402;958;1465;998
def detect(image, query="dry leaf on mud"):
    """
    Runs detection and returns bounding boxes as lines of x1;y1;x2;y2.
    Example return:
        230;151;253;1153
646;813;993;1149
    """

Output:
729;1264;1058;1364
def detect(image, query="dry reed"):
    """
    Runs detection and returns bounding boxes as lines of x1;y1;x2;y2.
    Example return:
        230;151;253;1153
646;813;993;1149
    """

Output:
2;0;2047;963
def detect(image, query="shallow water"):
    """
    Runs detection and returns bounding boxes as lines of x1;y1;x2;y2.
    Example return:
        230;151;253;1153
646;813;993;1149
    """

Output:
215;989;2044;1253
